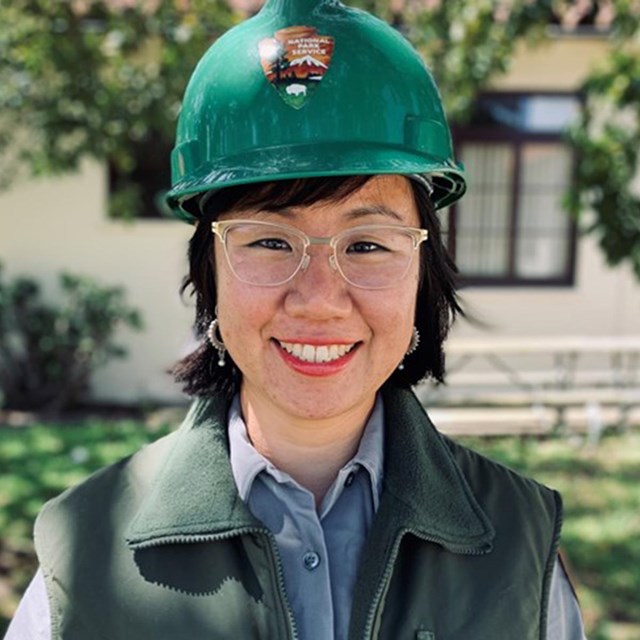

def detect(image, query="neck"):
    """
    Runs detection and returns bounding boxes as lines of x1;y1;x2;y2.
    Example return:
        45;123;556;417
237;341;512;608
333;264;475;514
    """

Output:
240;387;375;506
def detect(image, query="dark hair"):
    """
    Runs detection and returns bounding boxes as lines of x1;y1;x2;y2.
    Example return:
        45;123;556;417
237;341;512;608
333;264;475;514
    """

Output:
172;175;464;398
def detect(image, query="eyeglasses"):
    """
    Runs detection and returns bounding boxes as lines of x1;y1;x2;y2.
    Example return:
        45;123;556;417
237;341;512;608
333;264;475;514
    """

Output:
211;220;428;289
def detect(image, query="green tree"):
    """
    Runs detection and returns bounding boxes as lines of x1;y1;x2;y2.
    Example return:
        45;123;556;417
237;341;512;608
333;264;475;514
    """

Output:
0;0;237;215
566;6;640;279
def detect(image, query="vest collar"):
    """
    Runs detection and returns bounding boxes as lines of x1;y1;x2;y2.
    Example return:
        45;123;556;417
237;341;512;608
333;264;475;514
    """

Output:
126;395;262;548
380;386;494;553
127;387;494;553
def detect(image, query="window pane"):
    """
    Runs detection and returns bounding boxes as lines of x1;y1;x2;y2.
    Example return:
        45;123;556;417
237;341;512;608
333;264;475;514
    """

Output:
456;144;513;277
523;96;580;133
515;144;572;278
470;94;580;134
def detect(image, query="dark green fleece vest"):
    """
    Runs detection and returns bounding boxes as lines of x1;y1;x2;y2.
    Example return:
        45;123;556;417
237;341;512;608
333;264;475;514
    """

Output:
35;387;562;640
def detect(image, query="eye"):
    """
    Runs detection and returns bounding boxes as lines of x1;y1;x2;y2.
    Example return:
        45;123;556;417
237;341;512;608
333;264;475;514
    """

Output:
249;237;293;251
346;240;390;254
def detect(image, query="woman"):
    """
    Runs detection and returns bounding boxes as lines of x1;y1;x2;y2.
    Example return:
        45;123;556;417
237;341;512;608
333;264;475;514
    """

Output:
7;0;586;638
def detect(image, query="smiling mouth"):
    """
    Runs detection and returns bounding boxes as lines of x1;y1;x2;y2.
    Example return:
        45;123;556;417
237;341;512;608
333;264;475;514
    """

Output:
277;340;357;364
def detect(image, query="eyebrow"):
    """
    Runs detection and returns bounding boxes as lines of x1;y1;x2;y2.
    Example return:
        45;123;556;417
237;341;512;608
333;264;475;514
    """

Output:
343;205;403;222
252;204;403;222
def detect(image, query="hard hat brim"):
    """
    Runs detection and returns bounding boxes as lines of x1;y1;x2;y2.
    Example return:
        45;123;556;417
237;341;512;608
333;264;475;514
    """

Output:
166;141;466;222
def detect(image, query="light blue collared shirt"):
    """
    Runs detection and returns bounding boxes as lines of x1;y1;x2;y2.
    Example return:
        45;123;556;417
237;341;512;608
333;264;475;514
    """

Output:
228;394;384;640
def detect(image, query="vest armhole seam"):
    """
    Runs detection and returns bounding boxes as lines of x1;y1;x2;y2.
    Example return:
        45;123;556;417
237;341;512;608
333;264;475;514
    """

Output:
539;489;563;640
34;503;61;640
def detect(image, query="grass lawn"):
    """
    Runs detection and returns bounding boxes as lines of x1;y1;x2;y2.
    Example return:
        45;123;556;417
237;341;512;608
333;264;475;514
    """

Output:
1;414;639;639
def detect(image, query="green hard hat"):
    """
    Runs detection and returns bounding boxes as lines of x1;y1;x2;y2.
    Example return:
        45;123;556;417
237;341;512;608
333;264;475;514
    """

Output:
166;0;466;222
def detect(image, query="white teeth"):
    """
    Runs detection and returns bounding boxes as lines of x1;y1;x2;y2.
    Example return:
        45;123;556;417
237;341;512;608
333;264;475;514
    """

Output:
279;341;356;363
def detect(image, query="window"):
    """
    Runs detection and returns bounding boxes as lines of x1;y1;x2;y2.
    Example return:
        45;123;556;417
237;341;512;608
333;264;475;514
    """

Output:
448;93;581;286
108;134;173;220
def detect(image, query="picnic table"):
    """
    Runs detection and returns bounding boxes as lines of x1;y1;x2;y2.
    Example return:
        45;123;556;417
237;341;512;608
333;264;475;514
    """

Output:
416;336;640;438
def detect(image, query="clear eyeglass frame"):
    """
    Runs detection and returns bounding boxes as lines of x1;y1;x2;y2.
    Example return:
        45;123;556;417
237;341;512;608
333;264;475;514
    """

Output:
211;219;429;290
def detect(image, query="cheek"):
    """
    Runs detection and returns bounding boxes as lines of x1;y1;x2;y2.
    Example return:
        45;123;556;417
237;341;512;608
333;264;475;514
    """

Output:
395;273;420;335
402;265;421;311
213;250;244;311
213;254;243;337
214;266;280;348
363;278;419;333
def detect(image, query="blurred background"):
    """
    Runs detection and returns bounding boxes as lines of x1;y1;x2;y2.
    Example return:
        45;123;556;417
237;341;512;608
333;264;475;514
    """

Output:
1;0;639;637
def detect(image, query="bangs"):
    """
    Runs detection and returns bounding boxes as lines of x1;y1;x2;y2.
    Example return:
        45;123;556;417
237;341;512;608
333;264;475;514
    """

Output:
199;175;374;220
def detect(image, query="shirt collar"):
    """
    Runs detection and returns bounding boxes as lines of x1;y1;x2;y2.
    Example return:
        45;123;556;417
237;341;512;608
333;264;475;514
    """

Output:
126;386;493;554
227;394;385;511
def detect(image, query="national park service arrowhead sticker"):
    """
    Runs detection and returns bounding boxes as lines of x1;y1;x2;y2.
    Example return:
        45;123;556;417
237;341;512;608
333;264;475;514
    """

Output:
259;26;335;109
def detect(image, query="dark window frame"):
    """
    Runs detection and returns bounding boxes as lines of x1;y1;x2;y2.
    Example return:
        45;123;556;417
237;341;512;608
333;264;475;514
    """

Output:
108;133;174;220
450;91;581;288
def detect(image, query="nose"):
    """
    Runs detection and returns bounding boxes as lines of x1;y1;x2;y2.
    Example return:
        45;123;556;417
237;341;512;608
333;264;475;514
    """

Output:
284;247;352;319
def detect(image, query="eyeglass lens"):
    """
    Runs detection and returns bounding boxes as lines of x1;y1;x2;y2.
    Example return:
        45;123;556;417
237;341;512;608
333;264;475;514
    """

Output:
222;222;419;289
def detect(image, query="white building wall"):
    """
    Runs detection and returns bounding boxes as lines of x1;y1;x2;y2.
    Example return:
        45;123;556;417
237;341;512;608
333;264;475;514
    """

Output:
0;161;193;403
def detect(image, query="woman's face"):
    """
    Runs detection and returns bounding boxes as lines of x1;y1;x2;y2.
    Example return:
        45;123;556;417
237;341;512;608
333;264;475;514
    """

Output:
214;175;421;424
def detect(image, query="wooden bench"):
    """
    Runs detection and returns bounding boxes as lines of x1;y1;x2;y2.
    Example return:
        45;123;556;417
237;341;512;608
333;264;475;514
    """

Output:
415;336;640;439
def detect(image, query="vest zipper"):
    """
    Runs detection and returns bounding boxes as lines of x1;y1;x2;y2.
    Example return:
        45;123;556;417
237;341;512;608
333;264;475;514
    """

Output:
263;529;300;640
362;527;491;639
129;527;299;640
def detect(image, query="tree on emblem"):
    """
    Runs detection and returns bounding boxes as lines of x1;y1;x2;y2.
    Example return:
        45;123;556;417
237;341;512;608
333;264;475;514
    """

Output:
269;41;287;84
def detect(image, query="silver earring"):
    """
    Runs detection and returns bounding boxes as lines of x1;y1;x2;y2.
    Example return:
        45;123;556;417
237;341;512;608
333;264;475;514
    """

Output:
407;327;420;355
207;318;226;367
398;327;420;371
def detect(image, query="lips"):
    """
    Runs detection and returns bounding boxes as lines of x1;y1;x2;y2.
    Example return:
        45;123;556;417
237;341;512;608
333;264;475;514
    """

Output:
277;340;357;363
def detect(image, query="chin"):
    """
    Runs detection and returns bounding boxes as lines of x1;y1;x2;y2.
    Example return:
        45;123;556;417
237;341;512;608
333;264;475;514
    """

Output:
270;383;377;422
